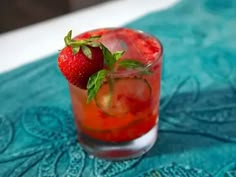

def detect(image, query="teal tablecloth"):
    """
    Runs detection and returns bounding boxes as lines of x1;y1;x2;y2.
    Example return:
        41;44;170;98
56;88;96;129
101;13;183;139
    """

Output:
0;0;236;176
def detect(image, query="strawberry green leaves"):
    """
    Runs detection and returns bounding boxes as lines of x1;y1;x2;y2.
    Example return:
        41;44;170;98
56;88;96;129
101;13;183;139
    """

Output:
87;69;108;103
64;30;101;59
81;45;92;59
64;30;73;46
86;48;153;103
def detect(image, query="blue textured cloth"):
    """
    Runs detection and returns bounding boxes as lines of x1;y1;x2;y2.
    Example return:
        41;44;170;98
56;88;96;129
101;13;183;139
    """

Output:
0;0;236;176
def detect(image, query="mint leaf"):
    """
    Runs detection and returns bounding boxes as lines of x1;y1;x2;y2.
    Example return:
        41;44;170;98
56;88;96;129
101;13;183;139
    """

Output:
113;51;125;61
118;59;152;75
101;44;125;69
101;44;115;69
81;45;92;59
118;59;144;68
87;69;107;103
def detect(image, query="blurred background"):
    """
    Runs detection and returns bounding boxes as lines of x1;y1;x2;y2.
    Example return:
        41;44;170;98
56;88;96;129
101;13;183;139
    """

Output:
0;0;109;33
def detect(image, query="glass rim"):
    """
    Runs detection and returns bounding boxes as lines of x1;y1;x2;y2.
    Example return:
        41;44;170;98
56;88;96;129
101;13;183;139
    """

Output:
110;28;163;77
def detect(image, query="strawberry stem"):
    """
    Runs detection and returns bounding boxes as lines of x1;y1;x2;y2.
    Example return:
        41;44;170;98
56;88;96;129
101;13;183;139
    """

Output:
64;30;102;57
64;30;101;48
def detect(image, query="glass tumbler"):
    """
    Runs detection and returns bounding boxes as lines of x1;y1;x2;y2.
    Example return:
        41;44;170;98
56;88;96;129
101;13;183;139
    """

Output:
69;28;163;160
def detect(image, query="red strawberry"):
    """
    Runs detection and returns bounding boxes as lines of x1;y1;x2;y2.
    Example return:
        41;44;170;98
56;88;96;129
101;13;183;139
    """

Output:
58;31;104;89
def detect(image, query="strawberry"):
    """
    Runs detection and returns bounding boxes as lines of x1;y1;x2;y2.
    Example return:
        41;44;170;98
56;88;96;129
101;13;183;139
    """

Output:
58;31;104;89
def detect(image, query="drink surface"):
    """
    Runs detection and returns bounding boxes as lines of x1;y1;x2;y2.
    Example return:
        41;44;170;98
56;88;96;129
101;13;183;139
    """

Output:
69;28;162;142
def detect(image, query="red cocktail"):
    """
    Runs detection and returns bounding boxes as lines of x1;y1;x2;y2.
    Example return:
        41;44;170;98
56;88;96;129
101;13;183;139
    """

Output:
58;28;163;160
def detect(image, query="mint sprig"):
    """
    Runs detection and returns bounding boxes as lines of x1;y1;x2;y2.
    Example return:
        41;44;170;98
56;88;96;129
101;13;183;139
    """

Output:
86;46;125;103
101;44;125;70
86;51;152;103
81;45;92;59
87;69;107;103
113;51;125;61
118;59;152;75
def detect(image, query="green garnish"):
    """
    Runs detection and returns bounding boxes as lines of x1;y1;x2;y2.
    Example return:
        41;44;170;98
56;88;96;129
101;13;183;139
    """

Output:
113;51;125;61
64;30;152;103
118;59;145;68
64;30;101;58
118;59;152;75
87;69;107;103
86;46;126;103
101;44;125;70
86;57;152;103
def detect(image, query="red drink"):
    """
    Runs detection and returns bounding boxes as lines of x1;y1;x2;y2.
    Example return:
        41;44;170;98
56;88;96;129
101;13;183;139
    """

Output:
68;28;163;159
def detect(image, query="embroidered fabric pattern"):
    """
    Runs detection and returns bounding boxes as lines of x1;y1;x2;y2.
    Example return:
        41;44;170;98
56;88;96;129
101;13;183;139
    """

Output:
0;0;236;176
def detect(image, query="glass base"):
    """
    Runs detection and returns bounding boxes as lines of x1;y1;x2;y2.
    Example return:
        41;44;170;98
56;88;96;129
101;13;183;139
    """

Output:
78;124;158;160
